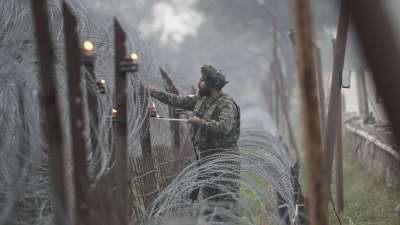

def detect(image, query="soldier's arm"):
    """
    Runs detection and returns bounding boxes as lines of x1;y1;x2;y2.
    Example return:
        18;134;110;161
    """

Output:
199;101;237;134
150;89;198;111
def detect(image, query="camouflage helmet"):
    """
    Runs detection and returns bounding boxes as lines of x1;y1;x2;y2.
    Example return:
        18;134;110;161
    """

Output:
200;65;228;89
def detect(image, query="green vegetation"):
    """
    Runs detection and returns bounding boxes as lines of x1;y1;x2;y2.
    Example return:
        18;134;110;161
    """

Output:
328;137;400;225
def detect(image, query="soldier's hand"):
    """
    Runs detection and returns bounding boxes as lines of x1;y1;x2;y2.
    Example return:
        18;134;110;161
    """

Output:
188;116;202;125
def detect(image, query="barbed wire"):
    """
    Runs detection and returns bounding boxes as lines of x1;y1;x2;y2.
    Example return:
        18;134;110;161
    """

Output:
0;1;300;224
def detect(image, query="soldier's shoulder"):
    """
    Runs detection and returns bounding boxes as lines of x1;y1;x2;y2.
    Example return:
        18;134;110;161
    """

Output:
220;93;239;108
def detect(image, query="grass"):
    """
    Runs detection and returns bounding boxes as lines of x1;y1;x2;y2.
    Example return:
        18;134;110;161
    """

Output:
327;136;400;225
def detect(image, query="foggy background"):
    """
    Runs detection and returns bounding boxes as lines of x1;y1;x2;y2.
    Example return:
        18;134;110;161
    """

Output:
84;0;400;134
82;0;356;132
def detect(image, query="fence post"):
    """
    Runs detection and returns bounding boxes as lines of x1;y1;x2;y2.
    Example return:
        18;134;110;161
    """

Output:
274;83;280;132
335;94;345;213
63;3;92;225
314;47;326;137
114;18;128;225
139;83;159;208
274;58;300;161
323;2;350;186
160;68;180;148
291;0;329;224
31;0;68;224
346;0;400;143
357;68;369;116
81;40;100;154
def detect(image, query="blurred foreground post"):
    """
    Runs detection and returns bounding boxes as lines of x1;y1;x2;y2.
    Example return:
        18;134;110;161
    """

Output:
31;0;68;224
313;47;326;138
63;3;90;225
291;0;329;225
347;0;400;183
114;19;128;225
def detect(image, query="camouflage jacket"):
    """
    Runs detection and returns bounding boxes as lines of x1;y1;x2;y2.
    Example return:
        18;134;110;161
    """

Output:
151;90;240;154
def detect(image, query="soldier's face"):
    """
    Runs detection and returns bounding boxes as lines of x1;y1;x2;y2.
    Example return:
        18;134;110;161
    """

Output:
198;79;211;97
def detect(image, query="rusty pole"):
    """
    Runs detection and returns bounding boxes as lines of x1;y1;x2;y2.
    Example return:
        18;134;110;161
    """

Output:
323;2;350;185
31;0;68;224
291;0;329;224
114;19;128;225
63;3;90;225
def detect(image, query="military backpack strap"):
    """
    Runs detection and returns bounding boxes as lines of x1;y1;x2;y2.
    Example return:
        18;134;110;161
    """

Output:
225;95;240;121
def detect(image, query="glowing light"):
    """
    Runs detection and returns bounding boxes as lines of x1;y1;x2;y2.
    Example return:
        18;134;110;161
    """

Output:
130;53;138;63
83;41;94;52
97;79;106;85
112;108;117;117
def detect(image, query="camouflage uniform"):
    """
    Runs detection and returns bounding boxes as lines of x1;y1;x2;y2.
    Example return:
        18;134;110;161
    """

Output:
150;90;240;157
151;65;240;222
151;90;241;204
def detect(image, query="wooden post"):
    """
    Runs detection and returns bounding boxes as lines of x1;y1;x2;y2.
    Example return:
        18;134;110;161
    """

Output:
358;68;369;115
82;43;99;153
346;0;400;183
291;0;329;225
275;84;280;131
335;94;345;213
273;59;300;161
314;47;327;137
31;0;68;224
270;16;299;161
160;68;180;148
114;19;128;225
266;64;276;118
272;19;281;133
323;2;350;185
63;3;91;225
355;69;364;114
139;83;159;208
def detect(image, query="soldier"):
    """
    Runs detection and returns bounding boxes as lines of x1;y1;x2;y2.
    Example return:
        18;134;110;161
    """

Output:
149;65;240;220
